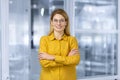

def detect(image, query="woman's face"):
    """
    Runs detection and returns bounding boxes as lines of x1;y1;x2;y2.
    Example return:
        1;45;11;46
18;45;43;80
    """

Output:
51;14;66;33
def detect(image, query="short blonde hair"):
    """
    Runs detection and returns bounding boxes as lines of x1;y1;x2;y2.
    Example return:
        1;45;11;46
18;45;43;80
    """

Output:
48;8;70;36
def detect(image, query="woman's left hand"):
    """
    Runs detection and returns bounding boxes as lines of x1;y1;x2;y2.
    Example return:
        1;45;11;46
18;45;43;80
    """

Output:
38;52;55;60
68;49;79;56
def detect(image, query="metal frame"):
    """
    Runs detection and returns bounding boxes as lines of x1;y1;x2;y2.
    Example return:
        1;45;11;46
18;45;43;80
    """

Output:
118;0;120;79
0;0;2;80
78;75;118;80
0;0;9;80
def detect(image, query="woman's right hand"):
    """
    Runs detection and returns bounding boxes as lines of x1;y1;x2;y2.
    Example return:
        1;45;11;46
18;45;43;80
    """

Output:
68;49;79;56
38;52;55;60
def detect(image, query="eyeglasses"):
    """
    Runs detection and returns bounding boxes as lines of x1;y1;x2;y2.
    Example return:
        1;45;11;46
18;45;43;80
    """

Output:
53;19;65;23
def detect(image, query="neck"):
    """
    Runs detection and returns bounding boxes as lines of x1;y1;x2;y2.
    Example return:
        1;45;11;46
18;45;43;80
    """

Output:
54;31;64;40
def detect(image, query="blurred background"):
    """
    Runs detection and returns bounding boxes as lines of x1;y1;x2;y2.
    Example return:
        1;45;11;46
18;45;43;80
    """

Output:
0;0;120;80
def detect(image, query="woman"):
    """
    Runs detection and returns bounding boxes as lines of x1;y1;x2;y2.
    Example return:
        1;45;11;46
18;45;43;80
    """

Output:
38;8;80;80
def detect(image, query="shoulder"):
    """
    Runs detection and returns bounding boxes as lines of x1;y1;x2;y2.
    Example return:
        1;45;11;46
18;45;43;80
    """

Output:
40;35;49;41
67;35;78;44
67;35;79;48
67;35;77;41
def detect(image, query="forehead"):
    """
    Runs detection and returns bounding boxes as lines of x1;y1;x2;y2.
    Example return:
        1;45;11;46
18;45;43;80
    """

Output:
53;14;65;19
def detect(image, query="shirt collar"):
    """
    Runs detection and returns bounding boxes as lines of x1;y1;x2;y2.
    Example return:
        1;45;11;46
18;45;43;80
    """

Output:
49;33;67;41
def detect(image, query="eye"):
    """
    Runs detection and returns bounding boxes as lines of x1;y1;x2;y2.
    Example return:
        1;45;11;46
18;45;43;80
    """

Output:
60;19;65;22
53;19;65;23
53;19;58;22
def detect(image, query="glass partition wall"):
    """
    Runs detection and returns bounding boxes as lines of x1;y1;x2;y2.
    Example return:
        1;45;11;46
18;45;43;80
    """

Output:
9;0;30;80
29;0;119;80
74;0;118;79
0;0;119;80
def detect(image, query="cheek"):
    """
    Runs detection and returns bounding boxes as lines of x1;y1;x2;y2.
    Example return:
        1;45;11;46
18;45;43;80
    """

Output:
63;26;66;29
64;24;66;28
65;22;67;26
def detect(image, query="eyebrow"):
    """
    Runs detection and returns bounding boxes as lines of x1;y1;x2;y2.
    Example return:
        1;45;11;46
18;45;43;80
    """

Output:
53;18;65;19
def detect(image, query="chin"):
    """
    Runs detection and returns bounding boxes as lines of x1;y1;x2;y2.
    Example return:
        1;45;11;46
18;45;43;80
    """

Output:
58;29;64;31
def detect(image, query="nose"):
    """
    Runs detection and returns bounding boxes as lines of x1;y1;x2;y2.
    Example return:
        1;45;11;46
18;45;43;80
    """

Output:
57;20;61;25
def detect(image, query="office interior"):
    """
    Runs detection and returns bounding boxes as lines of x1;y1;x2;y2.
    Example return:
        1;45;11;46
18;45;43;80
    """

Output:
0;0;120;80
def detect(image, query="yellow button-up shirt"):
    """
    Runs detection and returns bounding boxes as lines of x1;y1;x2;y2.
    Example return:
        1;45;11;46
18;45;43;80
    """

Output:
38;33;80;80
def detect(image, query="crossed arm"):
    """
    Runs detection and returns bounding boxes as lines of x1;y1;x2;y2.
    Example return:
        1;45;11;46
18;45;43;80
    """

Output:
38;36;80;68
38;49;80;67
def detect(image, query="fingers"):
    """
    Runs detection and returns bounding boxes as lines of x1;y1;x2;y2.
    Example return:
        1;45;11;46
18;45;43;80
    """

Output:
38;52;45;60
38;52;54;60
38;53;41;60
68;49;79;56
71;49;79;53
71;49;79;52
39;52;46;54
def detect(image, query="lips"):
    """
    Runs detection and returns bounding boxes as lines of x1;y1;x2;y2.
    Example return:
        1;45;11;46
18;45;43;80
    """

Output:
56;26;62;29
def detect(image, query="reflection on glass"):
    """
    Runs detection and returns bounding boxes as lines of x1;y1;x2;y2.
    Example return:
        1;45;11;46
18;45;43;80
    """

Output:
9;0;29;80
75;0;117;78
75;0;117;30
76;34;117;78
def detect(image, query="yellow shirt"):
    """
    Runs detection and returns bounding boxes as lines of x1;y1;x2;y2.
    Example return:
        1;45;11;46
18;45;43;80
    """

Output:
38;33;80;80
